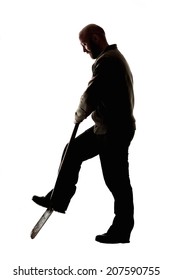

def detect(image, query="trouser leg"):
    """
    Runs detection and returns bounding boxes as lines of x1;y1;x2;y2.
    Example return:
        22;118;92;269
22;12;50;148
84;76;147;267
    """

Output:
50;126;100;212
99;131;135;233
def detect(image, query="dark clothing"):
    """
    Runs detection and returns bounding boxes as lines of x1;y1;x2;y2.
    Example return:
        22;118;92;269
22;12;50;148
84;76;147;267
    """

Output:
50;44;135;235
50;126;135;233
75;44;136;134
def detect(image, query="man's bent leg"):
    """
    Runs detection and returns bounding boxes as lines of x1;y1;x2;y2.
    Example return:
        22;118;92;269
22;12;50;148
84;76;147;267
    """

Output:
33;126;100;213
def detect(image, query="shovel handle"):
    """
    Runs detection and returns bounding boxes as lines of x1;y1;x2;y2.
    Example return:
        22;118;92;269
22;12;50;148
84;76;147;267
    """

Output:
50;123;79;199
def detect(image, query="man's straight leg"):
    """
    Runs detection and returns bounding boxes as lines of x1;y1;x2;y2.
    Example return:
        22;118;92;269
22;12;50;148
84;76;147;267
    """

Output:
96;130;135;243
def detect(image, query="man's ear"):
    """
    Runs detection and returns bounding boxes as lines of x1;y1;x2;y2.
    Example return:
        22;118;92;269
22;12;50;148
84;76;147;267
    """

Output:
92;33;99;43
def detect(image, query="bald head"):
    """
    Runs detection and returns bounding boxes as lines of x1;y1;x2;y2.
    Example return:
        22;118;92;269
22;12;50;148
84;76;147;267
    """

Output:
79;24;108;59
79;24;106;41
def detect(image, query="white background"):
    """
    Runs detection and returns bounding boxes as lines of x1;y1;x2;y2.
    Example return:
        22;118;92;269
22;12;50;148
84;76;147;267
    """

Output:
0;0;173;279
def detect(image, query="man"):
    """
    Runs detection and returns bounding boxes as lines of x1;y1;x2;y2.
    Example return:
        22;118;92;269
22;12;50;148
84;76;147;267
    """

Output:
32;24;136;244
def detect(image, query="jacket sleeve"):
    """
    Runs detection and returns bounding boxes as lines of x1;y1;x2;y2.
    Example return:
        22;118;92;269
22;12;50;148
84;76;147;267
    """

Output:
75;57;109;123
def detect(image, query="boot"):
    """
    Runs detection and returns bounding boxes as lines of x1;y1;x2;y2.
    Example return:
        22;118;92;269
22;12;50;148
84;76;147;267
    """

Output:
32;190;65;213
95;216;134;244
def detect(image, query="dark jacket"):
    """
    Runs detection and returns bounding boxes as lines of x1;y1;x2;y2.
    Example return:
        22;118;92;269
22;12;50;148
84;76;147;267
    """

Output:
75;44;136;134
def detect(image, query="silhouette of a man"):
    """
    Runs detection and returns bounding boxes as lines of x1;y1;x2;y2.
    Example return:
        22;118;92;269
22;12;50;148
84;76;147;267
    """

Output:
32;24;136;243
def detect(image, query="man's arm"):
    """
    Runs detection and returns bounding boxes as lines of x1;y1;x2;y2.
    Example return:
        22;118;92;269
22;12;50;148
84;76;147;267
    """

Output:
74;57;110;123
74;79;96;123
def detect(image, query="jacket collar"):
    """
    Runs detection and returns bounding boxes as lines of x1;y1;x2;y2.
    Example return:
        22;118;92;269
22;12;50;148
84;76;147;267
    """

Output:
98;44;117;58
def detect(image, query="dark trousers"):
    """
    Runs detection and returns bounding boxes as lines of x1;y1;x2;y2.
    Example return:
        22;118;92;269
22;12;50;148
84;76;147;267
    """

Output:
50;126;135;232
